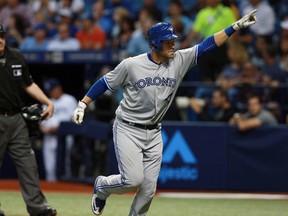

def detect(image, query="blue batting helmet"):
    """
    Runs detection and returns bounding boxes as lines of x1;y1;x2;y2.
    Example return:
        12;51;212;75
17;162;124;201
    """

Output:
147;22;178;51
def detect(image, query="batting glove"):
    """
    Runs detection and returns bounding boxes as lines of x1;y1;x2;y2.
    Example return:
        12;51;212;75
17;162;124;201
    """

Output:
72;101;87;125
232;9;257;31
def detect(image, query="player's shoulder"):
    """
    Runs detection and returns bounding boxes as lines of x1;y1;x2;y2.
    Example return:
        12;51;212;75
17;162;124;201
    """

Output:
124;53;147;64
174;46;198;56
126;53;147;60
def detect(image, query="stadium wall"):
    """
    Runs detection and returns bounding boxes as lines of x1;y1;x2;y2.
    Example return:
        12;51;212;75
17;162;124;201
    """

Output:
2;121;288;193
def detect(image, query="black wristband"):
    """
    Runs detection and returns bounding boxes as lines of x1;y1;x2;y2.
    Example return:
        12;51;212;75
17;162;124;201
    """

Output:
80;100;87;106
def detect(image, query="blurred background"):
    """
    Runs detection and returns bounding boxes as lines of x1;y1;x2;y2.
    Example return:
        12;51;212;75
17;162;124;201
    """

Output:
1;0;288;193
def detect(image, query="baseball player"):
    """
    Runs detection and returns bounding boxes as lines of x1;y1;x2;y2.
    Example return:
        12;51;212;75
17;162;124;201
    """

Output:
40;78;77;182
72;10;257;216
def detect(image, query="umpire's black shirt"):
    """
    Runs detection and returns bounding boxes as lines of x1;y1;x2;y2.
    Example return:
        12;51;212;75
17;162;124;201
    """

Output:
0;46;33;112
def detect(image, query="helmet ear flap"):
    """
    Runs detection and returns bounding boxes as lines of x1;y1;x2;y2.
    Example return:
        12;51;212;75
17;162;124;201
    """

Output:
151;39;162;51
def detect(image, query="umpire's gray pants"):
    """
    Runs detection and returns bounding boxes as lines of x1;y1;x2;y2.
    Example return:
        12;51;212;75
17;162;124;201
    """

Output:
0;113;49;215
97;118;163;216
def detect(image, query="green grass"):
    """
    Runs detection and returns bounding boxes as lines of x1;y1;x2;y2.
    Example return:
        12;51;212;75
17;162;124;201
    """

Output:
0;191;288;216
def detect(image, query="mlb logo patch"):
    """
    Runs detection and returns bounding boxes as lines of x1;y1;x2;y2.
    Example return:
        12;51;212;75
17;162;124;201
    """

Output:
13;69;22;77
11;65;22;77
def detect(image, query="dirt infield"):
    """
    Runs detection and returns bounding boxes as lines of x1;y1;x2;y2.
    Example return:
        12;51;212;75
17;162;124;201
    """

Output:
1;179;288;200
0;179;93;193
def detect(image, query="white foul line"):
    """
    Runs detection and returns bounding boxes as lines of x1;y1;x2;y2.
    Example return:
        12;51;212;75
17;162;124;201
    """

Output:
158;192;288;200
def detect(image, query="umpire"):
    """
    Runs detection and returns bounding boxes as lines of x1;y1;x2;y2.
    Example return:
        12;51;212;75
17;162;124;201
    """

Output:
0;25;57;216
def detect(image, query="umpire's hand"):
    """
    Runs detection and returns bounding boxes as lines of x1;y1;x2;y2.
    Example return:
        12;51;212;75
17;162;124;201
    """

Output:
72;101;87;125
232;9;257;30
42;102;54;120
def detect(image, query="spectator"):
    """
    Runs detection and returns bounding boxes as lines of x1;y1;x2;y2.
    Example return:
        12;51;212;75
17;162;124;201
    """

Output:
57;8;78;37
0;0;6;11
279;35;288;73
47;23;80;51
104;0;135;20
222;0;240;20
267;0;288;22
4;13;26;48
0;0;34;30
76;14;106;50
182;0;236;47
170;17;185;51
33;10;48;26
20;23;49;51
261;46;286;88
188;0;207;21
82;0;95;18
110;7;131;46
217;41;250;104
251;34;274;69
30;0;57;21
125;16;155;56
135;0;163;22
230;94;278;131
222;60;262;110
57;0;84;18
240;61;262;86
92;0;114;37
181;0;236;80
242;0;276;37
28;2;58;39
157;0;198;18
188;88;238;122
111;16;135;51
280;17;288;39
164;0;192;35
40;78;77;182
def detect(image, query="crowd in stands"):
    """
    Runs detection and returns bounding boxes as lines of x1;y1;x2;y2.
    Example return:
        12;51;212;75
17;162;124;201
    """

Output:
1;0;288;124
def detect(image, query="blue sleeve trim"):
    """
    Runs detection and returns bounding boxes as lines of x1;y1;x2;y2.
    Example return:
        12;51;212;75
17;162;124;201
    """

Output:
86;77;109;100
197;35;218;59
224;25;236;37
103;76;116;92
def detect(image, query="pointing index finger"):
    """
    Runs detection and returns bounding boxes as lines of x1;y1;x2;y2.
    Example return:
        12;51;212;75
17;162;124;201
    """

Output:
249;9;257;16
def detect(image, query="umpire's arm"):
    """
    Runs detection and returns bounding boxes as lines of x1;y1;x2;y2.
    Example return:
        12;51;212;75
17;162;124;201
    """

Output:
25;82;54;120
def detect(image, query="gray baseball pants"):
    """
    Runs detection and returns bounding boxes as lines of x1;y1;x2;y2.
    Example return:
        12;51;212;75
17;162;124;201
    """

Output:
0;114;49;216
96;118;163;216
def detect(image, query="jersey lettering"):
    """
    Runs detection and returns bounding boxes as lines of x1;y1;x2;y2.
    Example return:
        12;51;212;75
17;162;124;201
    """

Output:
132;77;176;91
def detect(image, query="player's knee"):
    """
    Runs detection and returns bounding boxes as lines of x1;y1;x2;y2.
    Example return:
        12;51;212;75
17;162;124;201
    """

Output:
125;174;144;188
143;181;157;197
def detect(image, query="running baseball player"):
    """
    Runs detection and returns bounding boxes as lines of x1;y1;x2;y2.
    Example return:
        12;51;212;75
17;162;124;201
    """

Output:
72;10;257;216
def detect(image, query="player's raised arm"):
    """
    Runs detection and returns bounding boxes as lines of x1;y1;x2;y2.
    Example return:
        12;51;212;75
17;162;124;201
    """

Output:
197;9;257;59
216;9;257;46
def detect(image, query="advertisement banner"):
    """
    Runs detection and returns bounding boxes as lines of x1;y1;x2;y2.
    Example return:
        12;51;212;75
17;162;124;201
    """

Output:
157;124;228;190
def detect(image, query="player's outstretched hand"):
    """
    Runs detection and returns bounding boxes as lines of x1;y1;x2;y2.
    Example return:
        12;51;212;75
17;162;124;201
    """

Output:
232;9;257;30
72;101;87;125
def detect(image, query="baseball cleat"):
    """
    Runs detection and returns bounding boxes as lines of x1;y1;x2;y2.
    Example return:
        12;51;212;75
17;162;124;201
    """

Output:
91;176;106;215
33;207;57;216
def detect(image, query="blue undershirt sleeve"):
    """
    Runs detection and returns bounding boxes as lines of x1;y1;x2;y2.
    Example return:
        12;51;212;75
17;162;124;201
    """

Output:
86;77;109;101
197;35;218;60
